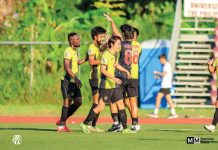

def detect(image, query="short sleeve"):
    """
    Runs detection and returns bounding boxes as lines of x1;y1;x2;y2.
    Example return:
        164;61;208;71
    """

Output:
88;44;96;56
64;48;72;60
213;60;218;68
163;64;170;72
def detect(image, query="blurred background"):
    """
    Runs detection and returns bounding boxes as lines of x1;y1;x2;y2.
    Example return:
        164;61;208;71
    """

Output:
0;0;176;105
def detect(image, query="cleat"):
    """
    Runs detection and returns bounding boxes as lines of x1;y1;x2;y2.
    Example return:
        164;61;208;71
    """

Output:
80;123;91;133
57;125;72;132
204;124;215;132
131;125;141;131
148;113;158;118
167;114;178;119
108;124;122;132
122;128;137;134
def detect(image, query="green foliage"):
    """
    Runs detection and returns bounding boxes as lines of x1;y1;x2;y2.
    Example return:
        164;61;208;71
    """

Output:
0;0;176;104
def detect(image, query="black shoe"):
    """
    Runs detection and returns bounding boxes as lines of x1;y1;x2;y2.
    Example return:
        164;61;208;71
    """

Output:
108;124;121;132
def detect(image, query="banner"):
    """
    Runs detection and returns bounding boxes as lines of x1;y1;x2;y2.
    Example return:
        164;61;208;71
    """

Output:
184;0;218;18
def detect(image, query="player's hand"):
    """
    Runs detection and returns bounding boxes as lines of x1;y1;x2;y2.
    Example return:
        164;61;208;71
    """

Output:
113;77;122;85
126;71;132;79
75;77;82;88
208;59;214;66
105;34;111;42
103;13;113;22
154;75;160;79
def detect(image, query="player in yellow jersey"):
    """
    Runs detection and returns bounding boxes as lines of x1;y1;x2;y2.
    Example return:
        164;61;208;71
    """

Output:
104;14;142;132
81;36;136;133
82;26;107;129
57;32;88;132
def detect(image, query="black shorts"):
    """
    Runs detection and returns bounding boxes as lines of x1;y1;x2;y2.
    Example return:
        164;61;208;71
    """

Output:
89;79;99;96
159;88;171;95
61;78;82;100
119;78;139;98
99;88;123;103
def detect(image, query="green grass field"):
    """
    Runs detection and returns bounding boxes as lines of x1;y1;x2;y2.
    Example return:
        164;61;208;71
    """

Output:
0;104;215;118
0;123;217;150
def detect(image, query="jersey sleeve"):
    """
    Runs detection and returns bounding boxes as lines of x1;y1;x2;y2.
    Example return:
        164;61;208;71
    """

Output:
64;47;72;60
213;59;218;68
88;44;97;56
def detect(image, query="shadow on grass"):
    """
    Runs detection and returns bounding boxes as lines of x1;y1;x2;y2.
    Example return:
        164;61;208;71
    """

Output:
0;127;83;133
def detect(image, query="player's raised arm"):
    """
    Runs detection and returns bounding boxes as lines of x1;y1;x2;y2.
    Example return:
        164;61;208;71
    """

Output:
103;13;123;40
208;59;216;73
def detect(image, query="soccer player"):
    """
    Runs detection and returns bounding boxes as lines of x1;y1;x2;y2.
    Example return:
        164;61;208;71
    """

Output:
204;47;218;132
82;26;106;130
148;54;178;119
104;14;142;132
80;36;136;133
56;32;87;132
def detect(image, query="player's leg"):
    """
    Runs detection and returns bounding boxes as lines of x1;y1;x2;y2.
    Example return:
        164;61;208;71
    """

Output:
107;102;120;132
149;92;164;118
81;98;105;133
91;91;100;127
57;79;71;132
67;97;82;119
204;101;218;132
165;93;178;119
112;88;136;133
115;100;136;133
84;79;100;127
127;79;140;131
81;89;110;133
124;97;132;114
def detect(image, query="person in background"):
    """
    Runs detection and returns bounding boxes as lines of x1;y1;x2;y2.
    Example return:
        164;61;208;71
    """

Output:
149;54;178;119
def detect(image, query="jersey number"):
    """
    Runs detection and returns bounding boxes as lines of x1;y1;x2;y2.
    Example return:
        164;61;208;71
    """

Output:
124;50;139;65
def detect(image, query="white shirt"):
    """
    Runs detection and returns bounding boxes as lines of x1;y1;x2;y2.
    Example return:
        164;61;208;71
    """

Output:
161;62;172;88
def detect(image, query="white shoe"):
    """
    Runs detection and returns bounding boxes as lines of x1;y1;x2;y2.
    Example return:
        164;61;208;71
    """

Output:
167;114;178;119
204;124;215;132
148;113;158;118
131;125;141;131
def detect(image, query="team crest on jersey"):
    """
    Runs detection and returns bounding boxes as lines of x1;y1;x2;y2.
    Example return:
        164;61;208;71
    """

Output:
88;49;93;55
102;58;107;64
104;96;108;101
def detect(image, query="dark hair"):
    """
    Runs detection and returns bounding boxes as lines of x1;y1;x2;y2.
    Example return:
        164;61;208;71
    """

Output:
108;36;121;48
120;24;129;33
159;54;167;59
121;24;134;40
91;26;106;40
68;32;77;42
133;27;139;37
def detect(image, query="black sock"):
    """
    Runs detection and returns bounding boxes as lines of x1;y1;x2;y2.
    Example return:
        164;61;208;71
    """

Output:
67;103;80;119
132;117;138;126
212;108;218;126
92;104;99;127
60;106;68;126
83;109;98;126
118;109;127;129
84;103;98;126
111;113;119;124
